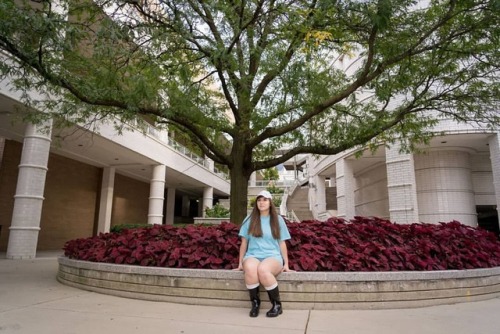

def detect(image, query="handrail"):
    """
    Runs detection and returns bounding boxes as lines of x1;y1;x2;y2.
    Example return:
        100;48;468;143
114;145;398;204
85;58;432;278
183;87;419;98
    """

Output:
279;187;289;216
317;211;332;221
287;209;300;223
288;182;299;197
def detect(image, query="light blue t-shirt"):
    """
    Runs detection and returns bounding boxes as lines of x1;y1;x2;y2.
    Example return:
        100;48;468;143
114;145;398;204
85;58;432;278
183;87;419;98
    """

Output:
239;215;291;261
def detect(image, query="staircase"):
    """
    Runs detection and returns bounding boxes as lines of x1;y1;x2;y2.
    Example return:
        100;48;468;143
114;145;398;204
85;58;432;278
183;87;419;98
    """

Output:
286;187;314;222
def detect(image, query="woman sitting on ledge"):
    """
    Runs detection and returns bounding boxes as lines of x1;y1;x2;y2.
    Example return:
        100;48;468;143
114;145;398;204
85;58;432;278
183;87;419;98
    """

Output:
235;190;292;318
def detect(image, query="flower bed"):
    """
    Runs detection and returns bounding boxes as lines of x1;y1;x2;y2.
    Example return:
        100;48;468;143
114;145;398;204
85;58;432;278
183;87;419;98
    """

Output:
63;217;500;271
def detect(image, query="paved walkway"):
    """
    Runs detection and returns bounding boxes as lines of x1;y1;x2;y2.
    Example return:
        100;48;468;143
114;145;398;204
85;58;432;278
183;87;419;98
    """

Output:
1;252;499;334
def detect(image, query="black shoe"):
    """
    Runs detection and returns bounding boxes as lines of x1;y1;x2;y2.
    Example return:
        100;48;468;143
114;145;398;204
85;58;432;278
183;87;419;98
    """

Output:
250;298;260;317
266;300;282;317
266;286;283;317
248;287;260;318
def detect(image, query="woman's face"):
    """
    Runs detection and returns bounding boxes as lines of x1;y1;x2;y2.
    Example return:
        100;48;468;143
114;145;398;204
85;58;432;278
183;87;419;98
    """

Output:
256;197;271;213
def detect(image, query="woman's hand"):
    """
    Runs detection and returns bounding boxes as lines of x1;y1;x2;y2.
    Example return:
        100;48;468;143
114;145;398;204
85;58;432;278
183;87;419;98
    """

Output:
279;241;294;272
234;238;247;271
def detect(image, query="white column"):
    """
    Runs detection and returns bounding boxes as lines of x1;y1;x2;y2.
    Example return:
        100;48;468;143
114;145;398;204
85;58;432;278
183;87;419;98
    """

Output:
249;172;257;187
311;175;326;218
489;133;500;225
148;164;166;225
97;167;115;234
336;158;355;219
202;186;214;217
385;143;419;224
415;150;476;226
7;121;52;259
166;188;176;225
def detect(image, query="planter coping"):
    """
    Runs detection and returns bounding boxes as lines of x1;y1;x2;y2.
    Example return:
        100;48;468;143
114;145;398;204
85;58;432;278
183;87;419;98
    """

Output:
58;257;500;281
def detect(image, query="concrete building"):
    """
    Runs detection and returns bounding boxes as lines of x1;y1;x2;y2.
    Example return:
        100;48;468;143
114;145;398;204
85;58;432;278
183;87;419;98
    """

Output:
0;76;230;259
1;0;498;261
2;85;499;261
302;118;500;235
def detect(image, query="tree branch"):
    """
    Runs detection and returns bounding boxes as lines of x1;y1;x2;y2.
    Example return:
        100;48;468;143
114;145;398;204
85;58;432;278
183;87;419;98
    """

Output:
157;119;229;165
251;0;467;148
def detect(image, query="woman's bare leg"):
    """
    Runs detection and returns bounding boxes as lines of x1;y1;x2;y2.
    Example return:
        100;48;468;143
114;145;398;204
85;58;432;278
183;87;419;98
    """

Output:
257;258;283;288
243;257;261;286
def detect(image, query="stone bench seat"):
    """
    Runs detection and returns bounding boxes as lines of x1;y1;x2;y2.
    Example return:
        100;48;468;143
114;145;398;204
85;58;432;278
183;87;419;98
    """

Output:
57;257;500;310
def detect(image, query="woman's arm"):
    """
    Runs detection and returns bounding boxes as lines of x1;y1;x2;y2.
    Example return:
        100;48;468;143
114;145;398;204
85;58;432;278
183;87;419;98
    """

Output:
279;240;292;272
235;237;248;270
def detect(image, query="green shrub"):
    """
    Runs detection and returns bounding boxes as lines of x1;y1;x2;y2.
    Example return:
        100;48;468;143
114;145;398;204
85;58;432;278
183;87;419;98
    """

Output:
248;195;281;208
266;184;284;195
205;203;230;218
110;223;150;233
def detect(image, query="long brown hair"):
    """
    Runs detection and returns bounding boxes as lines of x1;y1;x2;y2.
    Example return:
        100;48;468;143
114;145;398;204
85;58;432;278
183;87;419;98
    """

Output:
247;198;281;239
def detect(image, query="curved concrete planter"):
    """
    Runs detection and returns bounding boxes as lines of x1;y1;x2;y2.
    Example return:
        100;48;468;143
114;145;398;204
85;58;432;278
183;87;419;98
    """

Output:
58;257;500;310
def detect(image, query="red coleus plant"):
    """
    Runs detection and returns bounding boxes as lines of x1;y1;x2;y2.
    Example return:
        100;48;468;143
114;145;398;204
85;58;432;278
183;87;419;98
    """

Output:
63;217;500;271
64;222;240;269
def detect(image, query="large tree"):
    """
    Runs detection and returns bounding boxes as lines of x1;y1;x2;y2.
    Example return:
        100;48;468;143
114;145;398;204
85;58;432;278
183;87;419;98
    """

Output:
0;0;498;224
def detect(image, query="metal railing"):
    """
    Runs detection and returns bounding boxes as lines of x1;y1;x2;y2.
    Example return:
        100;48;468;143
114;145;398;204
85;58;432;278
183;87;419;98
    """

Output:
317;211;332;221
131;119;229;180
279;188;289;216
251;179;297;187
286;209;301;223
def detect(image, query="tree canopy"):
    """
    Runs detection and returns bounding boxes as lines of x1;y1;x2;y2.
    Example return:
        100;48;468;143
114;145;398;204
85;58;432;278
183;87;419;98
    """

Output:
0;0;499;223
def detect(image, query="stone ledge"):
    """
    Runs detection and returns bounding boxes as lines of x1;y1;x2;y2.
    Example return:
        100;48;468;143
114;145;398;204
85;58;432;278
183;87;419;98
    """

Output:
57;257;500;310
193;217;229;225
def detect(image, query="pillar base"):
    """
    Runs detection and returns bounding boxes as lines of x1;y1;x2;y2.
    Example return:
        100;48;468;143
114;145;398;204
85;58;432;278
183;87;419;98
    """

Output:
6;226;41;259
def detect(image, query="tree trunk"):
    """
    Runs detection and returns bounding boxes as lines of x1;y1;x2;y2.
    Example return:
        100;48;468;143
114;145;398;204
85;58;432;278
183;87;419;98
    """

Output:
229;165;252;225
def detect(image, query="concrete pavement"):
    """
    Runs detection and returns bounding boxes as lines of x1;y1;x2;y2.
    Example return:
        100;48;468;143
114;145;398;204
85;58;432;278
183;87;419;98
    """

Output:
1;252;499;334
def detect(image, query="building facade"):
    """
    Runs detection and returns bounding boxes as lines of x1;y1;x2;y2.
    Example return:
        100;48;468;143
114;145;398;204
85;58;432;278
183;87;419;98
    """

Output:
306;119;500;234
0;76;230;259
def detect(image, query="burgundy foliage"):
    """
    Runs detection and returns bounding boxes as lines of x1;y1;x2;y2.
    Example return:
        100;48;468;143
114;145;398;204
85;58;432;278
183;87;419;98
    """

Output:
63;217;500;271
63;223;240;269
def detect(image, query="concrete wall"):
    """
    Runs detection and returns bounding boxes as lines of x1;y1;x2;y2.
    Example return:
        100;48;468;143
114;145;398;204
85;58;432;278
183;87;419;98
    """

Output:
0;140;21;251
0;139;151;251
111;173;149;227
0;140;102;251
471;154;495;205
37;153;101;250
355;164;389;219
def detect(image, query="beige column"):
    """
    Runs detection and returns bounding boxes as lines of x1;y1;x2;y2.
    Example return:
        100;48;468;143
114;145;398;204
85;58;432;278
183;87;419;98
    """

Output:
97;167;115;233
